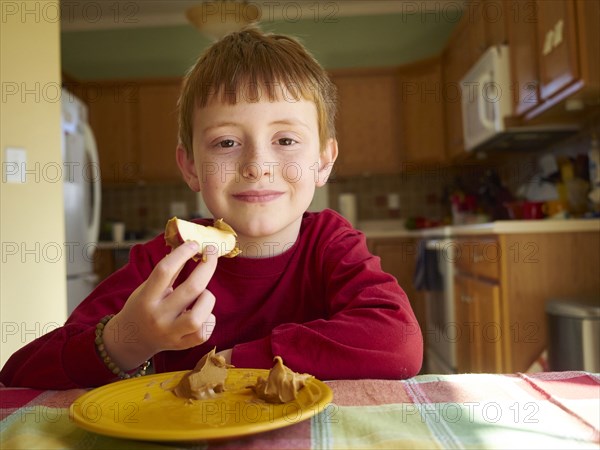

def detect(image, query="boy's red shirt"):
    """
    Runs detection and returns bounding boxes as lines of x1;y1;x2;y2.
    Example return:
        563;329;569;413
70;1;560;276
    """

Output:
0;210;423;388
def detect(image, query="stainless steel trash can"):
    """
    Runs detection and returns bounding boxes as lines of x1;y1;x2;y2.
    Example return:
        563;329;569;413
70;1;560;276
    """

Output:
546;298;600;372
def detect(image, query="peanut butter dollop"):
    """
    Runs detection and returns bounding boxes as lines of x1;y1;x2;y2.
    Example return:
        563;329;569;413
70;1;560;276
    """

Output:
172;348;233;400
251;356;313;403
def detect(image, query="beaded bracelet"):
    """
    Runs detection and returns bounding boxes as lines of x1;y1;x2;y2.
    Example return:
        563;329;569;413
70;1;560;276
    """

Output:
95;314;150;380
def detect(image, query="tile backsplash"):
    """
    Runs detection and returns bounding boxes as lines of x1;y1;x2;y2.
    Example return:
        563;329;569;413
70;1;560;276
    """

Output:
328;172;446;222
101;181;197;237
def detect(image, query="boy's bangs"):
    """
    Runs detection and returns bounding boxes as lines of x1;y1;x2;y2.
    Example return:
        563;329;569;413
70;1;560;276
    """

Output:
193;72;318;107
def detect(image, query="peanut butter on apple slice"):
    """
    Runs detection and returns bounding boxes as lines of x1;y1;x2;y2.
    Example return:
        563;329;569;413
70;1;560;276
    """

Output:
251;356;313;403
164;217;241;261
172;348;234;400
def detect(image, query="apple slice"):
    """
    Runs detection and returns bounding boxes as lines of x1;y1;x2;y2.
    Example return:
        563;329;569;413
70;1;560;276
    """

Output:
164;217;241;261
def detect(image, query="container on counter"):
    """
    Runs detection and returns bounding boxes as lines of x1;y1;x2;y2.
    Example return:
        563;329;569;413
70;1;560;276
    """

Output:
338;193;357;227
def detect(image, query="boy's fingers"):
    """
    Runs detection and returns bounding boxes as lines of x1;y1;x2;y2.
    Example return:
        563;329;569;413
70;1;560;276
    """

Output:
166;246;218;313
143;241;201;301
175;290;216;336
179;313;216;349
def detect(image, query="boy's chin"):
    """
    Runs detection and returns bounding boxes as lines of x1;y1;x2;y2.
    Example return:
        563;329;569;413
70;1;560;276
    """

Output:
237;217;301;240
238;223;281;239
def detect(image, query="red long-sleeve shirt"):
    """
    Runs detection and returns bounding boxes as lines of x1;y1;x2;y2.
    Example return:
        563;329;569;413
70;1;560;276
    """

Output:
0;210;422;388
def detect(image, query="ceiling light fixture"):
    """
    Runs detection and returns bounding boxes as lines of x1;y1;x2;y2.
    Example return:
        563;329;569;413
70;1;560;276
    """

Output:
186;0;261;41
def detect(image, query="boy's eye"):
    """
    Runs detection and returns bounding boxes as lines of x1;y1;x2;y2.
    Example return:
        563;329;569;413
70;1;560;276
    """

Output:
277;137;297;146
217;139;237;148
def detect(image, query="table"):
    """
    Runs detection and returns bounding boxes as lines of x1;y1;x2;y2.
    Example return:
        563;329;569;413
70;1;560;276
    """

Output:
1;371;599;449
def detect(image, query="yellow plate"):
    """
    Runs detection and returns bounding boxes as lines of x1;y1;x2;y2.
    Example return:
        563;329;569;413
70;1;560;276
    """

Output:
70;368;333;442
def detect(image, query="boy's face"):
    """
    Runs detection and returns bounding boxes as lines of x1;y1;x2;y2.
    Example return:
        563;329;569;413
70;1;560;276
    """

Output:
177;91;337;253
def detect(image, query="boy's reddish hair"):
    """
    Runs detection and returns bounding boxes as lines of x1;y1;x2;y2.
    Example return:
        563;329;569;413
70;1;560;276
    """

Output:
178;27;337;156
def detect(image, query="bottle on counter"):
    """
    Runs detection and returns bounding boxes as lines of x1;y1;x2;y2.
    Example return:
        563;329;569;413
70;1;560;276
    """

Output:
588;133;600;211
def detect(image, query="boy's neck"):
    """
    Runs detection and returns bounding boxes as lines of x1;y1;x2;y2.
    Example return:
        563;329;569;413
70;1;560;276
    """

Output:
235;219;302;259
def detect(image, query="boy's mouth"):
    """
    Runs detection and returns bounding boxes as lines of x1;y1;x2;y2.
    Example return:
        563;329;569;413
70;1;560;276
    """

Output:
232;190;284;203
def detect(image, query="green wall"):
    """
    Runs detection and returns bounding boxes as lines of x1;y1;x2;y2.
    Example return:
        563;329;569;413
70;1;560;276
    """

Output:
61;12;460;80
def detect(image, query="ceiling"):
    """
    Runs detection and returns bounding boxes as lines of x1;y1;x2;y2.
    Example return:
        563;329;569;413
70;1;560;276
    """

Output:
60;1;465;80
61;0;465;31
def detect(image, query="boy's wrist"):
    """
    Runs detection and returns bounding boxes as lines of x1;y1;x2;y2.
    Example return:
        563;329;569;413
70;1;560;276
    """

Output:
101;314;154;372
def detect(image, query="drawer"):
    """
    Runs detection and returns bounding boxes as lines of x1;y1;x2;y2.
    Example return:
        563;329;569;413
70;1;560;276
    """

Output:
455;238;500;280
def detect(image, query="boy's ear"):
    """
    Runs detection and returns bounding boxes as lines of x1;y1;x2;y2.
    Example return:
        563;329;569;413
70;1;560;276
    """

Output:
176;145;201;192
316;138;338;187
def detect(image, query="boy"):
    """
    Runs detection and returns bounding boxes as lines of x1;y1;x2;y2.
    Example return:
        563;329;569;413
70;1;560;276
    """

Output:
0;28;422;389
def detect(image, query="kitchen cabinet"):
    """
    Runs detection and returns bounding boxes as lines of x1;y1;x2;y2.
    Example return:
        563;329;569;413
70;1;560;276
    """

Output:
507;0;600;120
453;236;503;373
86;79;183;184
398;57;446;164
453;231;599;373
137;82;182;182
482;0;508;49
454;274;503;373
443;0;598;156
330;69;402;177
536;0;580;101
367;237;427;368
86;83;139;184
466;0;508;63
506;0;540;116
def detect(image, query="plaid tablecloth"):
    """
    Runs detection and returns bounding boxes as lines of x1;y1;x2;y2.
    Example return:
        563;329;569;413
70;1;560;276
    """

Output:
1;371;599;449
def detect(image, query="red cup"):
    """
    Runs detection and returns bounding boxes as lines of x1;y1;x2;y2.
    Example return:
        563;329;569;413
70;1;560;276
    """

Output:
504;201;523;220
522;201;545;219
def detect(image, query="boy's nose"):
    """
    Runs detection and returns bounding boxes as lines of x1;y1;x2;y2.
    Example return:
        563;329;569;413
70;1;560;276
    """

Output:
241;161;271;180
240;146;272;180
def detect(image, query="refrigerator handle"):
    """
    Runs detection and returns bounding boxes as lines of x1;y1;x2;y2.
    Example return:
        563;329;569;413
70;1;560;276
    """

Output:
83;122;102;244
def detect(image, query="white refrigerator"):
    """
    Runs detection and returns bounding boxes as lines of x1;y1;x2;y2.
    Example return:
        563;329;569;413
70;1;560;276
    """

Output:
61;90;102;314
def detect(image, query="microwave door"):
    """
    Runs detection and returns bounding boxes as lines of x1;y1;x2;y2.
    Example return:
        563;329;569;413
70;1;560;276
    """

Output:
464;71;500;151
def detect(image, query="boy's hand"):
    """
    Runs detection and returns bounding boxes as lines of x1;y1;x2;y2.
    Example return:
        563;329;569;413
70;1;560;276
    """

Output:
102;241;218;371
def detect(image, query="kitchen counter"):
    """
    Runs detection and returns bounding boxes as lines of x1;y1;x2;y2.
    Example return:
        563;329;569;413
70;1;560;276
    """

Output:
433;218;600;236
95;219;600;247
95;240;147;250
360;218;600;239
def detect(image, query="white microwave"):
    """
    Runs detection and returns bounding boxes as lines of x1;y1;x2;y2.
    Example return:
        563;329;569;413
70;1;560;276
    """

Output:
460;45;578;152
461;45;511;151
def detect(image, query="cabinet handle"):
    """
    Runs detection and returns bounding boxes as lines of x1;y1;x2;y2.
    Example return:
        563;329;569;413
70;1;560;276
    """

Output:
461;294;472;303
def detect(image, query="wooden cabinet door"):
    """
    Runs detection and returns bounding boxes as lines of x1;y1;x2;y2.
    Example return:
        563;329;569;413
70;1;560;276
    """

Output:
470;277;502;373
466;0;487;64
454;274;473;373
86;83;139;184
483;0;508;48
332;72;401;177
398;58;445;164
455;238;500;281
536;0;580;100
455;274;502;373
137;83;182;182
507;0;541;116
